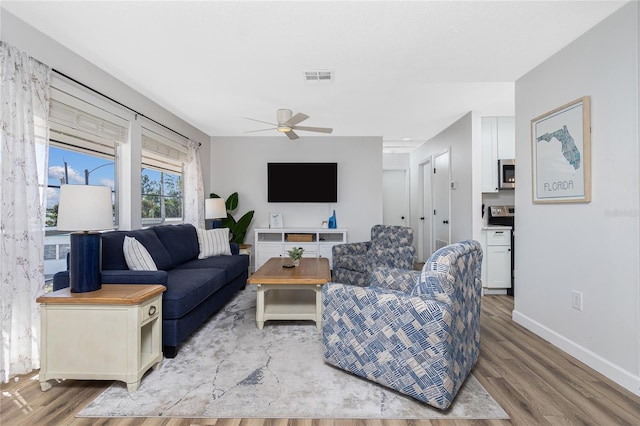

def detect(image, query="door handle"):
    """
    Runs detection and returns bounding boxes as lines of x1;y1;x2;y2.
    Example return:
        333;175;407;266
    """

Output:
420;217;425;220
401;216;405;220
443;220;449;224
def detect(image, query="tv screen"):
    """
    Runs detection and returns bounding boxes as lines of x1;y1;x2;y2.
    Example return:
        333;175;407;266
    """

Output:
268;163;337;203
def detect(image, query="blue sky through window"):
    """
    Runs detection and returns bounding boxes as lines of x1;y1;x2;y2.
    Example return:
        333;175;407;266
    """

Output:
47;146;115;206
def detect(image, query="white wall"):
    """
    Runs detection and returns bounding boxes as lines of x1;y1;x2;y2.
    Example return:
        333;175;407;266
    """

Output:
210;136;383;247
409;112;483;261
514;1;639;395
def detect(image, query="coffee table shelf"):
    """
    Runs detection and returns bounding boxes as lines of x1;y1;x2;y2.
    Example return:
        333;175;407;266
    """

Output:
247;257;331;329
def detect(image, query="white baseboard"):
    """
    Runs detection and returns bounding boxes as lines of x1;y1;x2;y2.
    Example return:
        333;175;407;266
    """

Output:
482;288;507;295
512;309;640;397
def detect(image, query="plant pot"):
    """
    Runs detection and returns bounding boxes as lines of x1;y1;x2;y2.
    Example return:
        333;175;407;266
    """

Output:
292;259;300;267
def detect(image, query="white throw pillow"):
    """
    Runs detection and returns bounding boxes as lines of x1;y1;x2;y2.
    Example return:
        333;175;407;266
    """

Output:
197;228;231;259
123;236;158;271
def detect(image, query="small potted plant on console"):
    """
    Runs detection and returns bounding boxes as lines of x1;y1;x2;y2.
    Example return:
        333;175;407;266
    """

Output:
287;247;304;267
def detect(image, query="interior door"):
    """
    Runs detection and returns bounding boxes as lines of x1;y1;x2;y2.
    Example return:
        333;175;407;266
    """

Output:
383;169;408;226
420;160;432;261
432;150;450;250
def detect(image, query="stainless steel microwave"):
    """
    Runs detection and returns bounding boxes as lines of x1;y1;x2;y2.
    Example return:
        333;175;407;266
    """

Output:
498;159;515;189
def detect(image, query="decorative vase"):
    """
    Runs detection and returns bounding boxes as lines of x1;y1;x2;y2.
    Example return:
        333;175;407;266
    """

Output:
292;258;300;267
328;210;337;229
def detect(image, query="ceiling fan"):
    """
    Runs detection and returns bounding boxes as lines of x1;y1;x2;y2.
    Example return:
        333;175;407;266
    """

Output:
244;109;333;140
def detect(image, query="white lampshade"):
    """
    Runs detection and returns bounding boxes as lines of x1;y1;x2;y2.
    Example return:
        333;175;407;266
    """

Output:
205;198;227;219
57;185;113;231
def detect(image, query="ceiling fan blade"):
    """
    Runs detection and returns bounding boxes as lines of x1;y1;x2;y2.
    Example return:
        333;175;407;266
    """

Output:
244;127;278;133
286;130;299;140
292;125;333;134
285;113;309;127
243;117;278;126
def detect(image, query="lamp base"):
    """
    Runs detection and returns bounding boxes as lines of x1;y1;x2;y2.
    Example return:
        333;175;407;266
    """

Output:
69;232;102;293
208;219;223;230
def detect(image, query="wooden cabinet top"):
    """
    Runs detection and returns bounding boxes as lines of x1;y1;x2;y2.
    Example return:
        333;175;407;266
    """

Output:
37;284;166;305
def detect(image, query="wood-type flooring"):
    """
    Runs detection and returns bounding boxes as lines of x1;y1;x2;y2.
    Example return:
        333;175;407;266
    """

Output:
2;295;639;425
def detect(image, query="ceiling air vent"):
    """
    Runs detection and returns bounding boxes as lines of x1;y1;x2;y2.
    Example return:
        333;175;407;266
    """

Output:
303;70;334;83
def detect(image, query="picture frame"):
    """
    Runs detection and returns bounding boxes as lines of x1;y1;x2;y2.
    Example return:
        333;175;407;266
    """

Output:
269;212;283;229
531;96;591;204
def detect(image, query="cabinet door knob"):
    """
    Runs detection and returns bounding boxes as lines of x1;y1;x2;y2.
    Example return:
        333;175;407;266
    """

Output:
149;305;157;316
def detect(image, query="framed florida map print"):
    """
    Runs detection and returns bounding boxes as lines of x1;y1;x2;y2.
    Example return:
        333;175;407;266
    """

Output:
531;96;591;203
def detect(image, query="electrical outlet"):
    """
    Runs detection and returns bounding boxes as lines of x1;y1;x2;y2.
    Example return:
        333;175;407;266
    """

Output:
571;290;583;311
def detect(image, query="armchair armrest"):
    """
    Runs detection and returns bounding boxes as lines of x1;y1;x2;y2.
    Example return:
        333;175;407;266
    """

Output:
366;245;416;270
370;267;420;293
332;241;371;258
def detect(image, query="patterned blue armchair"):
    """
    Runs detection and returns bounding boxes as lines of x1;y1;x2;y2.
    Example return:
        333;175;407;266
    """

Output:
331;224;415;287
322;240;483;410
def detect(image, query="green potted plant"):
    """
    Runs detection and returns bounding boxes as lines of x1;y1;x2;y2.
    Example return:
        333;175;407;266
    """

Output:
209;192;254;244
287;247;305;267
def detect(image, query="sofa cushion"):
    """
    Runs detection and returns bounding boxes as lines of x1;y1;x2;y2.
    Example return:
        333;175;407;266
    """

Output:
176;254;249;280
162;268;228;319
101;229;173;271
196;227;231;258
123;236;158;271
153;224;200;269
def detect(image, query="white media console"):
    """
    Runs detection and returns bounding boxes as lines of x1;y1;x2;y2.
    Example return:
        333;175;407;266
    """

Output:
253;228;347;271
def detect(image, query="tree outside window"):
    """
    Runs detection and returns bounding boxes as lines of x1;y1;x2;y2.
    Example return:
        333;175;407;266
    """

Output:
141;168;183;224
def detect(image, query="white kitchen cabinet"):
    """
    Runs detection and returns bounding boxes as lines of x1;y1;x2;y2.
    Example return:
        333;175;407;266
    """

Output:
497;116;515;159
483;227;512;289
481;116;515;193
254;228;347;271
481;117;499;192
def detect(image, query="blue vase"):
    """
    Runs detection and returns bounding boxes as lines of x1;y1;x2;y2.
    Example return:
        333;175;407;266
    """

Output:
328;210;337;229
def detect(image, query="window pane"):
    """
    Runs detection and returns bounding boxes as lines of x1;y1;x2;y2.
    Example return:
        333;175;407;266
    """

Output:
142;194;162;219
44;245;57;260
47;145;116;227
141;167;183;223
45;144;116;288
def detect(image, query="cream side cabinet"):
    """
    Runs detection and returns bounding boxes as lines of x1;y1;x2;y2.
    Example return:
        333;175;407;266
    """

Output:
254;228;347;271
37;284;166;392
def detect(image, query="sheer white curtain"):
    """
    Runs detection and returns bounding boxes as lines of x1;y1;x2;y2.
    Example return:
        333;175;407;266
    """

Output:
183;140;204;228
0;42;51;382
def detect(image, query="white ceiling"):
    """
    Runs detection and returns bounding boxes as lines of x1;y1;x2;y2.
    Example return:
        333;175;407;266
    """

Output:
2;1;627;152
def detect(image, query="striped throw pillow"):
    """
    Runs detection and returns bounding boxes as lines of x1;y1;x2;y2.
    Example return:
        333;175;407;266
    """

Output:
197;228;231;259
123;236;158;271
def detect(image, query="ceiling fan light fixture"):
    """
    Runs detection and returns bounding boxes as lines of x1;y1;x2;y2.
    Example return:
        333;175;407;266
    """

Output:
277;126;291;133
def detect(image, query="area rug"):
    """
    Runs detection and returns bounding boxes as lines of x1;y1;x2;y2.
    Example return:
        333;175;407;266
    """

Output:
78;286;509;420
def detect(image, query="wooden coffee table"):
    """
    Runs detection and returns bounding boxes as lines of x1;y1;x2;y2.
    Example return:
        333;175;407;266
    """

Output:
247;257;331;329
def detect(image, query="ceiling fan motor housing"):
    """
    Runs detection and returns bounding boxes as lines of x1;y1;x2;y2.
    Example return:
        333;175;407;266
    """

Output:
276;109;293;125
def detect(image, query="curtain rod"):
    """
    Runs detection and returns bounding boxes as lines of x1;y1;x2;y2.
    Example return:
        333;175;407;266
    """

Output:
52;68;201;146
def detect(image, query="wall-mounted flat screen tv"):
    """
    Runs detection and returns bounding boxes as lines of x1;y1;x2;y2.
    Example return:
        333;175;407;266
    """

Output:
268;162;337;203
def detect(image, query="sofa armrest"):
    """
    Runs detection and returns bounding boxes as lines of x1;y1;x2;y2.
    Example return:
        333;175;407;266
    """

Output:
52;271;70;291
52;270;168;291
101;270;168;285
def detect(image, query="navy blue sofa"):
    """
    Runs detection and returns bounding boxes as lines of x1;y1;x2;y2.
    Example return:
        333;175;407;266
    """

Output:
53;223;249;358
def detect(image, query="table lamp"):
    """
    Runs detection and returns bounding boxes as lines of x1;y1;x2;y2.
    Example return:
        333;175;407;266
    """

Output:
205;198;227;229
56;185;113;293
